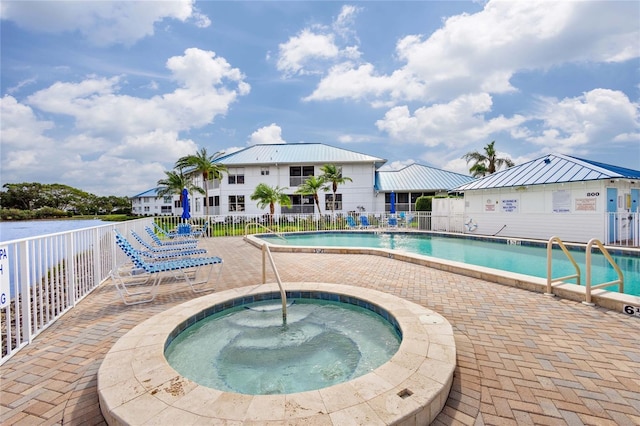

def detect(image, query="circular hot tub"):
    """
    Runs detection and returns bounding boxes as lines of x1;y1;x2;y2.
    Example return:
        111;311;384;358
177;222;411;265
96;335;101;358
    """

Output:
98;282;456;425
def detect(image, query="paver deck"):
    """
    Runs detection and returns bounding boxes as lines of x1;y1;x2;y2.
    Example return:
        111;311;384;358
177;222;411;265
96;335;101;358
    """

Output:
1;236;639;425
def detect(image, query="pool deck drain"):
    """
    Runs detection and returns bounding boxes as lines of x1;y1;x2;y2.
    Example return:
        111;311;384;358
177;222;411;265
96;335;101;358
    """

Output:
1;235;639;425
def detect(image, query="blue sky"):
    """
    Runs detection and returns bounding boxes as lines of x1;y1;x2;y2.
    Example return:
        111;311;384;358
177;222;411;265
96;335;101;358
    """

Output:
1;1;639;196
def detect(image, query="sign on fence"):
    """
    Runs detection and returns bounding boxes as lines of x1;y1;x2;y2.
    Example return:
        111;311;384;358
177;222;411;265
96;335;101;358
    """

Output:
0;246;8;308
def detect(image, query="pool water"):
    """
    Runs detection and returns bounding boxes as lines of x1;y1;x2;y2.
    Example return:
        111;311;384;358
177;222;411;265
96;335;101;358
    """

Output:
164;299;401;394
259;233;640;296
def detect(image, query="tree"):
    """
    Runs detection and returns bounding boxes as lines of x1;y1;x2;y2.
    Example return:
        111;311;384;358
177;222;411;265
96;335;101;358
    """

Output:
320;164;352;216
250;183;292;219
156;170;205;207
175;147;227;216
295;175;326;215
462;141;515;177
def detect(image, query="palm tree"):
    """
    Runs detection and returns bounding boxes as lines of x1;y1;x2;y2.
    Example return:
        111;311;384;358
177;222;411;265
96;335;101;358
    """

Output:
462;141;514;177
320;164;352;216
156;170;205;211
175;147;227;216
250;183;292;221
295;175;326;215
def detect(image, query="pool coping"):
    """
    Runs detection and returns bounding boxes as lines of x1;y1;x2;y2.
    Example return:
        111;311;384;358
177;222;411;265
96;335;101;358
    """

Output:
97;282;456;425
245;232;640;315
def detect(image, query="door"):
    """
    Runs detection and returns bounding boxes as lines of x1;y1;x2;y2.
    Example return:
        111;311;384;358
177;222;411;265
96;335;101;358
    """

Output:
631;189;639;242
606;188;617;243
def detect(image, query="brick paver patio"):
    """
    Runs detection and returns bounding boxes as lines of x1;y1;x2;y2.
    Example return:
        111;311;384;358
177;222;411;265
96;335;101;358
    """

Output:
1;236;639;425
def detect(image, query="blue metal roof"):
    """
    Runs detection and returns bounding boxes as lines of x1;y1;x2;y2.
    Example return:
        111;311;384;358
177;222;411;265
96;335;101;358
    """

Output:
454;153;640;191
213;143;386;168
375;163;474;192
130;188;162;198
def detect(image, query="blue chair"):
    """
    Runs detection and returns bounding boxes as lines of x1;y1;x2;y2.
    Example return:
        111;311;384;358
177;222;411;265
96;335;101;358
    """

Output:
346;216;358;229
145;226;198;247
112;231;223;305
130;230;205;258
388;216;398;227
359;215;372;228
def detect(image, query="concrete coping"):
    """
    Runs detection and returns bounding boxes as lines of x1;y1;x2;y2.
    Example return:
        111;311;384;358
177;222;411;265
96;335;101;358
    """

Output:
98;282;457;425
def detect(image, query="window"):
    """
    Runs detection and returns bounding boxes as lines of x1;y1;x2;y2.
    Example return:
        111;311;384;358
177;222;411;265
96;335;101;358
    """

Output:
174;200;181;208
386;192;411;212
206;196;220;207
163;196;172;203
325;194;343;210
261;167;270;176
161;206;172;213
228;168;245;184
282;194;315;214
144;206;150;212
229;195;245;212
289;166;314;186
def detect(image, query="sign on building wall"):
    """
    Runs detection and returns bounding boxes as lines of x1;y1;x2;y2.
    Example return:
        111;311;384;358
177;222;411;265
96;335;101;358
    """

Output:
501;198;519;213
552;190;571;213
575;198;597;212
484;199;496;212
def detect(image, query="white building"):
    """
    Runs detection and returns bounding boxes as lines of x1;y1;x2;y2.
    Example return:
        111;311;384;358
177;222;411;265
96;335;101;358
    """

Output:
131;143;474;217
454;153;640;245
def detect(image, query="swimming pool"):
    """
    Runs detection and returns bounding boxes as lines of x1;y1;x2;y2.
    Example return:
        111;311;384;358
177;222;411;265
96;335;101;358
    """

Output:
257;232;640;297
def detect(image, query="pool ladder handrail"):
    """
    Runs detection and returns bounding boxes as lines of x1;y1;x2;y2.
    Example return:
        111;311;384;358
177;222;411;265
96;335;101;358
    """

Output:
244;222;287;241
261;243;287;324
584;238;624;305
546;236;581;295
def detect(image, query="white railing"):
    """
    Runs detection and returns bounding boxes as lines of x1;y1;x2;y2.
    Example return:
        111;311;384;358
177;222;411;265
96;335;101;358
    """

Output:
149;211;464;236
605;212;639;247
0;217;154;365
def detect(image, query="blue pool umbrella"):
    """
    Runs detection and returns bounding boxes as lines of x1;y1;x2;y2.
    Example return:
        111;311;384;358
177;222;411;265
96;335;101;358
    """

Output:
181;188;190;220
390;191;396;214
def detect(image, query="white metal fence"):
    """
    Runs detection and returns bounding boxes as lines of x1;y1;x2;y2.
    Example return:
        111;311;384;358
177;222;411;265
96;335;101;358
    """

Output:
2;210;634;365
606;212;639;247
0;217;154;365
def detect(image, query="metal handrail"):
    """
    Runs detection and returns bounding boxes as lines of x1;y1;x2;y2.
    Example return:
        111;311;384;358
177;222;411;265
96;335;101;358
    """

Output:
584;239;624;305
546;236;581;295
244;222;287;241
261;244;287;324
243;222;287;322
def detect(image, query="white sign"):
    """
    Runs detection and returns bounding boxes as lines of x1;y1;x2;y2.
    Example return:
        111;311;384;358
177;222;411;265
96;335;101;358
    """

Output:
552;190;571;213
501;199;518;213
623;305;640;318
0;246;9;308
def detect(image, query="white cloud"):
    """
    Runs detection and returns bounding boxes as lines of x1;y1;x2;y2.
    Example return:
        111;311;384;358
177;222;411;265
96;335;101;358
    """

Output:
0;95;54;148
248;124;287;145
306;1;639;105
1;49;249;195
26;48;249;138
0;0;204;46
375;93;526;148
526;89;640;153
276;5;362;77
277;30;340;76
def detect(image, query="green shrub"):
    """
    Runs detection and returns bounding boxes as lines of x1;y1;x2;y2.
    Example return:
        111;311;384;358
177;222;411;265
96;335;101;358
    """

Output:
415;196;433;211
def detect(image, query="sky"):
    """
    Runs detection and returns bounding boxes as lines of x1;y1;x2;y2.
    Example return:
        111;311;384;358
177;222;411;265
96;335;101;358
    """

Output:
1;0;639;197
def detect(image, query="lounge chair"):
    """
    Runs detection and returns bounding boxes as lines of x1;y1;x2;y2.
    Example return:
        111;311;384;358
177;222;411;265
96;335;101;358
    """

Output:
346;216;358;229
111;231;223;305
388;215;398;227
145;226;198;247
129;230;206;258
176;222;208;239
359;215;373;228
152;221;179;239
